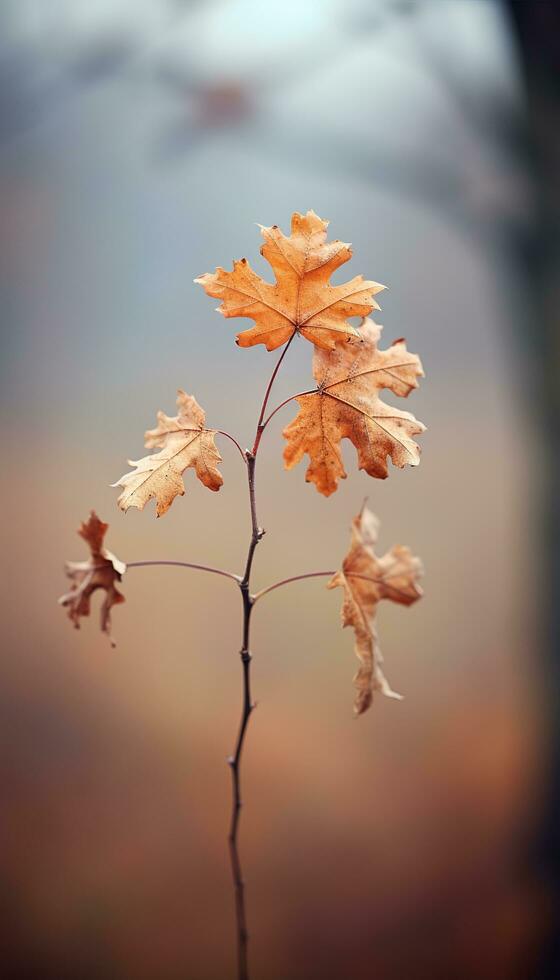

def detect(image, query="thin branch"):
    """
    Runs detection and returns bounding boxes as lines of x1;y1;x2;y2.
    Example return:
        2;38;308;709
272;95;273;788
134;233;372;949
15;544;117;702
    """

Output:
256;333;296;431
252;570;335;603
252;570;392;603
228;452;260;980
227;604;253;980
252;334;296;455
226;329;298;979
126;560;241;583
216;429;247;462
260;388;317;432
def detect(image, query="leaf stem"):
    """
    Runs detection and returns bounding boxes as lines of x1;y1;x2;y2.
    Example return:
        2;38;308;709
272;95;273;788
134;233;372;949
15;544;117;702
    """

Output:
252;570;335;603
126;560;241;583
260;388;317;433
216;429;247;462
251;570;392;604
251;334;296;455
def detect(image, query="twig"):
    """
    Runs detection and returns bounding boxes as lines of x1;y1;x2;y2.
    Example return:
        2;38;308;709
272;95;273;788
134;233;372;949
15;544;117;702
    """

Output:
216;430;247;462
252;570;395;604
260;388;317;433
252;570;335;602
227;452;260;980
126;560;241;582
251;334;296;455
227;338;292;980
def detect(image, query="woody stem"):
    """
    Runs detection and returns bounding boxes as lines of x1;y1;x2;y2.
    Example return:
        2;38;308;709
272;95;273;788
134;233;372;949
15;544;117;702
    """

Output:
227;337;293;980
228;452;261;980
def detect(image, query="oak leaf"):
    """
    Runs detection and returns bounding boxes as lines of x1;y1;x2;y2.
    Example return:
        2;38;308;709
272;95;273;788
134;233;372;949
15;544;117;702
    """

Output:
58;511;126;647
328;505;423;715
195;210;385;352
113;389;223;517
283;318;425;495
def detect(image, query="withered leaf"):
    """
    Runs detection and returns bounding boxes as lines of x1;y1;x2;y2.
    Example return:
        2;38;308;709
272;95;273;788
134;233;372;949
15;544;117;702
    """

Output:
283;318;425;495
59;511;126;647
195;210;384;352
328;505;423;715
113;389;223;517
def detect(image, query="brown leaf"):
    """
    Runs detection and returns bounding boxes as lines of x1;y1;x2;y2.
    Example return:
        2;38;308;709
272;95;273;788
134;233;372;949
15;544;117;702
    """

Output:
328;505;423;714
58;511;126;647
113;389;223;517
283;318;425;495
195;210;384;352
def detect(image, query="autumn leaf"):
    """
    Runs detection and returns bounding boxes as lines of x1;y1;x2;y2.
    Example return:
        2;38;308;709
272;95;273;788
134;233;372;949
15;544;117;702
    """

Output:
328;505;423;715
283;318;425;495
58;511;126;647
113;389;223;517
195;210;385;352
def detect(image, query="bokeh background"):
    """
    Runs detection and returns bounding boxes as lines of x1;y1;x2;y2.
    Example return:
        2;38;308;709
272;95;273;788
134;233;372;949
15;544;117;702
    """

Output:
1;2;559;978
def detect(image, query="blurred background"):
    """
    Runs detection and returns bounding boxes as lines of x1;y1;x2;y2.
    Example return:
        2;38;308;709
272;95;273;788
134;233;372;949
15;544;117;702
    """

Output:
1;1;558;978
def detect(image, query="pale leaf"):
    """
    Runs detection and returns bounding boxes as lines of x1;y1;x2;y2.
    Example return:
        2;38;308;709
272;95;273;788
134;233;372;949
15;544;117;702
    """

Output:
328;505;423;714
58;511;126;647
283;319;425;495
195;210;384;352
113;389;223;517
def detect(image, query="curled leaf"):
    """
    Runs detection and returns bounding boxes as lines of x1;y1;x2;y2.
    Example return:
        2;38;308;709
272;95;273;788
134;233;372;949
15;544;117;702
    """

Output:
283;319;425;495
59;511;126;647
195;210;384;352
113;389;223;517
328;505;423;715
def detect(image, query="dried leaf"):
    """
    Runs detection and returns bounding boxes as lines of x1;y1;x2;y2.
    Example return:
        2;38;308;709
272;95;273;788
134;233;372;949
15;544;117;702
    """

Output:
283;319;425;495
195;210;384;352
58;511;126;647
113;389;223;517
328;505;423;715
